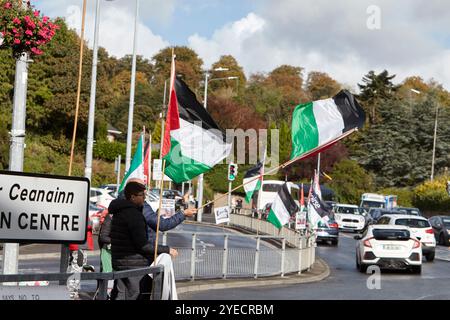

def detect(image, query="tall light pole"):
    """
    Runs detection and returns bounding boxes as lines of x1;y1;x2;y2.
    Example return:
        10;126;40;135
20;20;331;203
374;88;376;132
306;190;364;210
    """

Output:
196;68;238;222
2;0;33;278
84;0;101;181
410;88;439;181
125;0;140;172
431;102;439;181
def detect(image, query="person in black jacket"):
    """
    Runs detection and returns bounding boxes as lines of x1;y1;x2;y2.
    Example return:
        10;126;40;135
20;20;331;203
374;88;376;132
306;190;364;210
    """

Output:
109;181;177;300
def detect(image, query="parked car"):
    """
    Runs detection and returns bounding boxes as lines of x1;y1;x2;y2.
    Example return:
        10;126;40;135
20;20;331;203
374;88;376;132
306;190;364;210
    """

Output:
333;204;366;232
376;214;436;261
392;207;422;216
429;215;450;246
88;202;104;234
355;225;422;273
90;187;115;208
99;183;118;195
316;219;339;246
150;188;183;201
365;208;400;225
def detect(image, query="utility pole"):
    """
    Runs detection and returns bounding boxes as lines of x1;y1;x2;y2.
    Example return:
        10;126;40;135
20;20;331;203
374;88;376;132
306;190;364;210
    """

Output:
84;0;101;181
125;0;139;172
2;0;30;278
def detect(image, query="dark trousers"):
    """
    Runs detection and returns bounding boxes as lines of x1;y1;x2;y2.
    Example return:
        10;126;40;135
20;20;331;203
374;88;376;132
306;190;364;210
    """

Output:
110;275;152;300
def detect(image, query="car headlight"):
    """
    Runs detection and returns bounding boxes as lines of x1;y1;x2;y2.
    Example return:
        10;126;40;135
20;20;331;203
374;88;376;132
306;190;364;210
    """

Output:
447;229;450;235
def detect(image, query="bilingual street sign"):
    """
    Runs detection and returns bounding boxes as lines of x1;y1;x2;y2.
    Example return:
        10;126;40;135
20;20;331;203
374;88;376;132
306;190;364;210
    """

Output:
0;171;89;244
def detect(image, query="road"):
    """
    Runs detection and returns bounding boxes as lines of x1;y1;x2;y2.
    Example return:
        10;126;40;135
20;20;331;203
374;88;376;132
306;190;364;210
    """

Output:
181;232;450;300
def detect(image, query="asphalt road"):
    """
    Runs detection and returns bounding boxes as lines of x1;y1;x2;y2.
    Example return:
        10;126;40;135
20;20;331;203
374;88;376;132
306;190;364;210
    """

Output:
181;232;450;300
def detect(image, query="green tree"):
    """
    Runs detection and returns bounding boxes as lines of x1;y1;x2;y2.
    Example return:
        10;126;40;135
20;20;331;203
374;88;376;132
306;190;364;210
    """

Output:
358;70;399;124
305;71;341;100
328;159;374;204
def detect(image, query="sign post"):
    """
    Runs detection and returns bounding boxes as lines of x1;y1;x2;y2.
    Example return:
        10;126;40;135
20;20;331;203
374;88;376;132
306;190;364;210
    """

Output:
0;171;90;243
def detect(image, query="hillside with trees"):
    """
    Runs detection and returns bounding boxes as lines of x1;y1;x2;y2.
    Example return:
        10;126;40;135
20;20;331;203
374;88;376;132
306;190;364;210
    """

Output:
2;19;450;213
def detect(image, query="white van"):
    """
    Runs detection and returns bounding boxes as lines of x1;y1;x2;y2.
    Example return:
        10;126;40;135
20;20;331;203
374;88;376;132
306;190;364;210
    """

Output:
360;193;385;209
256;180;300;210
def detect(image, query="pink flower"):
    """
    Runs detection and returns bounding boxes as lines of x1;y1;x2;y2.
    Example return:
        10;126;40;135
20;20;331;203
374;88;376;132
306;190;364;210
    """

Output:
4;2;12;9
14;39;20;45
34;10;40;17
12;28;18;34
31;47;43;55
13;18;21;24
43;16;49;23
25;41;31;45
25;29;33;36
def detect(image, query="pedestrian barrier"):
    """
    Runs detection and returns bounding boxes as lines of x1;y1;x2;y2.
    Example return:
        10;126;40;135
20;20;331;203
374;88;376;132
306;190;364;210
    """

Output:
0;266;164;300
164;212;316;281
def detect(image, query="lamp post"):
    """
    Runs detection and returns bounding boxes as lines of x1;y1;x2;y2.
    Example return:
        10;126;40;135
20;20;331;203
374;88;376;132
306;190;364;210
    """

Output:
410;88;438;181
196;69;238;222
125;0;140;172
84;0;101;181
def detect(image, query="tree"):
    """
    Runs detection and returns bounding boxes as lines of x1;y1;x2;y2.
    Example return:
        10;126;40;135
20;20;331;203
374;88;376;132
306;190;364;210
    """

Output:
209;55;246;96
305;71;341;100
328;159;374;204
358;70;399;124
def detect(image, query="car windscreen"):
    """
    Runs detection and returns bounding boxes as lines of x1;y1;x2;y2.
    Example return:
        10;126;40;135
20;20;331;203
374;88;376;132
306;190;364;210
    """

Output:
336;207;360;214
361;201;384;208
441;218;450;227
395;218;430;228
372;229;410;240
262;184;282;192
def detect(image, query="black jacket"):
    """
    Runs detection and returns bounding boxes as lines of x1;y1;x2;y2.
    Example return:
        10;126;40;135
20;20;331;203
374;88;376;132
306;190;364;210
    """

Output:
98;213;112;249
109;199;170;271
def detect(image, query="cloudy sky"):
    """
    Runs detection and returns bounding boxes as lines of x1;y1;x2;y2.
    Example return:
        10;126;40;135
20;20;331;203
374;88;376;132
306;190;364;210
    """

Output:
35;0;450;91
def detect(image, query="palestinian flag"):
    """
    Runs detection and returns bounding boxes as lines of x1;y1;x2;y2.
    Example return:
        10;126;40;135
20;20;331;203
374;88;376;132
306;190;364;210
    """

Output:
308;174;332;229
243;161;263;203
119;134;144;192
291;90;365;159
267;183;298;229
162;64;231;183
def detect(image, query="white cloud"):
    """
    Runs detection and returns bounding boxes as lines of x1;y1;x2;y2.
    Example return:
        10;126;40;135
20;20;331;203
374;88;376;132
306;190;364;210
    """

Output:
188;0;450;90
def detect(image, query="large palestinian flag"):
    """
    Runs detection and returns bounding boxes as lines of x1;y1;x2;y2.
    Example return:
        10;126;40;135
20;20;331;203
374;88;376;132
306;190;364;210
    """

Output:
162;71;231;183
291;90;365;159
267;183;298;229
243;161;263;203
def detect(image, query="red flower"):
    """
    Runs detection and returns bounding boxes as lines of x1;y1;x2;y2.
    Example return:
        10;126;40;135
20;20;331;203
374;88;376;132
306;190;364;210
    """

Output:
33;10;40;17
14;39;20;44
4;2;12;9
30;47;43;55
13;17;21;24
25;29;33;36
25;41;31;45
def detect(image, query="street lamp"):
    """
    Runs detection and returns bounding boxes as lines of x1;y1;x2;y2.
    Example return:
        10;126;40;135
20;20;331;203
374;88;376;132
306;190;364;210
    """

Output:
196;68;239;222
411;89;438;181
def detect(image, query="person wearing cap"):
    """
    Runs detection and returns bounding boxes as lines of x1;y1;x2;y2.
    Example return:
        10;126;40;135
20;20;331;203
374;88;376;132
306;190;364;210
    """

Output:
109;181;177;300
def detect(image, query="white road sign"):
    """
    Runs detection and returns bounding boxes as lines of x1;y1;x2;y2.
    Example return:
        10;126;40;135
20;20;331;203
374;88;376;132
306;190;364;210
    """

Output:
0;171;89;243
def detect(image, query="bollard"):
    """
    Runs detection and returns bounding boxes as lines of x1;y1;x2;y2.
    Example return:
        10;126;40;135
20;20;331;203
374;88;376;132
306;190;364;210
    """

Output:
222;235;229;279
254;237;260;279
281;238;286;277
190;233;196;281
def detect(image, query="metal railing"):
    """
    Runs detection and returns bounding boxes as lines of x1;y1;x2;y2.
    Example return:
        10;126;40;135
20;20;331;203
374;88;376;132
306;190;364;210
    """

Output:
163;212;316;281
0;266;164;300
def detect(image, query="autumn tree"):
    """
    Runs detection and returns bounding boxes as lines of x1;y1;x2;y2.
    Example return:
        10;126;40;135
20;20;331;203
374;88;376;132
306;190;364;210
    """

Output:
305;71;341;100
209;55;246;96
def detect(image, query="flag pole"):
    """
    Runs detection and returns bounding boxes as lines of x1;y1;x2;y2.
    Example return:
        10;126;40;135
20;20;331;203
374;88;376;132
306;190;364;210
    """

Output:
153;159;166;263
148;132;152;189
68;0;87;176
198;128;357;210
154;48;175;263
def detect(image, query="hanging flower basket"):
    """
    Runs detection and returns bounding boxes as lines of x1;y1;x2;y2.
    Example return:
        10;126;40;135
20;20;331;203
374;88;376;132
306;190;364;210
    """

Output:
0;0;58;59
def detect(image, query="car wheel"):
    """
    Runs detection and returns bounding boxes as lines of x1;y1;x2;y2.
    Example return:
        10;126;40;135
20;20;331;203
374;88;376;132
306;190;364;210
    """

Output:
411;266;421;274
439;233;445;245
425;251;435;262
331;239;338;246
356;254;361;269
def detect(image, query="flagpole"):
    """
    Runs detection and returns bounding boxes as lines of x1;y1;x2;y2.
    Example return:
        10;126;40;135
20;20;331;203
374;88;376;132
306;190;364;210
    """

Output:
148;132;152;189
153;159;166;263
198;129;358;210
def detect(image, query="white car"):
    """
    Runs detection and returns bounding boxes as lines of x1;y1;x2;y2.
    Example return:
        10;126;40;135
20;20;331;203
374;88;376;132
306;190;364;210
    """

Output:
355;225;422;274
377;214;436;261
334;204;366;232
90;187;115;208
